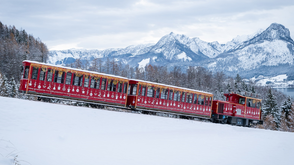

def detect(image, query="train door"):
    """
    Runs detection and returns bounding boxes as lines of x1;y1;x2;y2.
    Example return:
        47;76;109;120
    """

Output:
72;73;84;98
89;76;101;101
115;81;125;105
192;94;198;113
154;87;161;110
45;68;53;95
167;89;174;111
126;82;137;108
156;88;166;110
179;92;185;112
63;72;73;97
51;70;66;96
106;79;117;103
35;67;47;94
218;102;224;113
29;66;39;91
144;86;155;109
122;82;128;106
173;91;181;112
184;93;192;113
197;95;204;114
81;75;90;99
136;85;144;107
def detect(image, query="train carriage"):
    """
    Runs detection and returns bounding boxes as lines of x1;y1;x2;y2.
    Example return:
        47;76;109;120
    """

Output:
212;93;262;126
19;60;263;127
127;79;214;118
19;60;129;106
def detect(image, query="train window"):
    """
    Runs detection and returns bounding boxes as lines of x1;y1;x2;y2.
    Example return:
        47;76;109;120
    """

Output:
65;72;72;85
169;90;173;100
101;78;106;90
252;99;256;108
173;91;178;101
123;82;128;93
39;69;46;81
256;101;261;109
209;97;212;106
47;69;53;82
128;85;131;94
198;95;204;105
73;74;82;86
186;93;192;103
181;92;185;102
160;89;165;99
177;92;181;101
132;84;137;95
107;80;117;92
54;71;65;84
193;94;198;104
142;86;146;96
117;82;122;93
147;86;154;97
23;66;30;79
186;93;189;103
205;96;208;106
239;98;245;104
90;77;100;89
247;99;253;107
84;75;89;88
31;67;38;80
165;90;168;99
113;80;117;92
90;77;95;88
138;85;141;95
156;88;160;98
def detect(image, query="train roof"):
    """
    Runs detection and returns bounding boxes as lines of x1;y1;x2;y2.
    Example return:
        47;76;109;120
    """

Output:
129;79;213;95
23;60;129;80
23;60;213;96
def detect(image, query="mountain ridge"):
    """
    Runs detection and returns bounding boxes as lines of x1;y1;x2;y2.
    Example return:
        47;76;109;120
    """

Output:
48;23;294;78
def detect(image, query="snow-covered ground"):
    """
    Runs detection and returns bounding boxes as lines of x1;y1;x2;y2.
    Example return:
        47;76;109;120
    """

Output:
251;74;294;87
1;96;294;165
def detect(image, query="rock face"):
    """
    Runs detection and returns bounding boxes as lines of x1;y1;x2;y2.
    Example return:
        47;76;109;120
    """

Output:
49;23;294;78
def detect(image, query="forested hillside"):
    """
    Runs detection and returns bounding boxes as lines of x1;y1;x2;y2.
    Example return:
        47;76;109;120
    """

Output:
0;21;48;81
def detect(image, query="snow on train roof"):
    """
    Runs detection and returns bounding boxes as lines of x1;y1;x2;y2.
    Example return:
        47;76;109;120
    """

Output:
130;79;213;95
23;60;128;80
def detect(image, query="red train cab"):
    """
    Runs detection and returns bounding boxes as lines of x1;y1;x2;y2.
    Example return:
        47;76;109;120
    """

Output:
127;79;214;118
211;92;262;126
19;60;129;106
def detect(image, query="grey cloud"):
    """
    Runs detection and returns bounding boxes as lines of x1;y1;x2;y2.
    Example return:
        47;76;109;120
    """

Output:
0;0;293;50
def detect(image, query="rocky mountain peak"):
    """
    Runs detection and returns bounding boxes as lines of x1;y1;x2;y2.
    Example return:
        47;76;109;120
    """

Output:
259;23;292;42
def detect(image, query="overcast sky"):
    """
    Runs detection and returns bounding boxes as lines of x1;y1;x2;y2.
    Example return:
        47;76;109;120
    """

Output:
1;0;294;50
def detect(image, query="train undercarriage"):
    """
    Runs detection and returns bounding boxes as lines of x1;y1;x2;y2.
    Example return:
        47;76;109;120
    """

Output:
24;92;262;128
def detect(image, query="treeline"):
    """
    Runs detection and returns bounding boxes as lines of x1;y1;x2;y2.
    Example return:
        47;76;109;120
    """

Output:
0;21;49;81
68;57;293;131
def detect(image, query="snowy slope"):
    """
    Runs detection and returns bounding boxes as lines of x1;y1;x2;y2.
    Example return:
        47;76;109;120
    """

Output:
1;96;294;165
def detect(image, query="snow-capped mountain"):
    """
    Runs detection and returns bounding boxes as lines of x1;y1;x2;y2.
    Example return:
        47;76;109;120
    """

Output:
48;23;294;78
205;23;294;77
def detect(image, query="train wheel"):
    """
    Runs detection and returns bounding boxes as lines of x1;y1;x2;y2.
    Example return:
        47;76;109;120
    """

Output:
221;118;228;124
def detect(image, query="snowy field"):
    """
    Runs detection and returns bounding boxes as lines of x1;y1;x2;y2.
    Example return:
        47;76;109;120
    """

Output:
1;96;294;165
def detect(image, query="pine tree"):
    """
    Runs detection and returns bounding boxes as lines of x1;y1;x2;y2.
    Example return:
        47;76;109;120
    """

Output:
226;83;232;93
262;88;281;128
9;77;18;98
251;86;255;93
235;74;242;83
281;97;292;120
0;75;9;97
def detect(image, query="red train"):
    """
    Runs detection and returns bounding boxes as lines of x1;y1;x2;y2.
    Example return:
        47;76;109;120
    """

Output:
19;60;263;126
